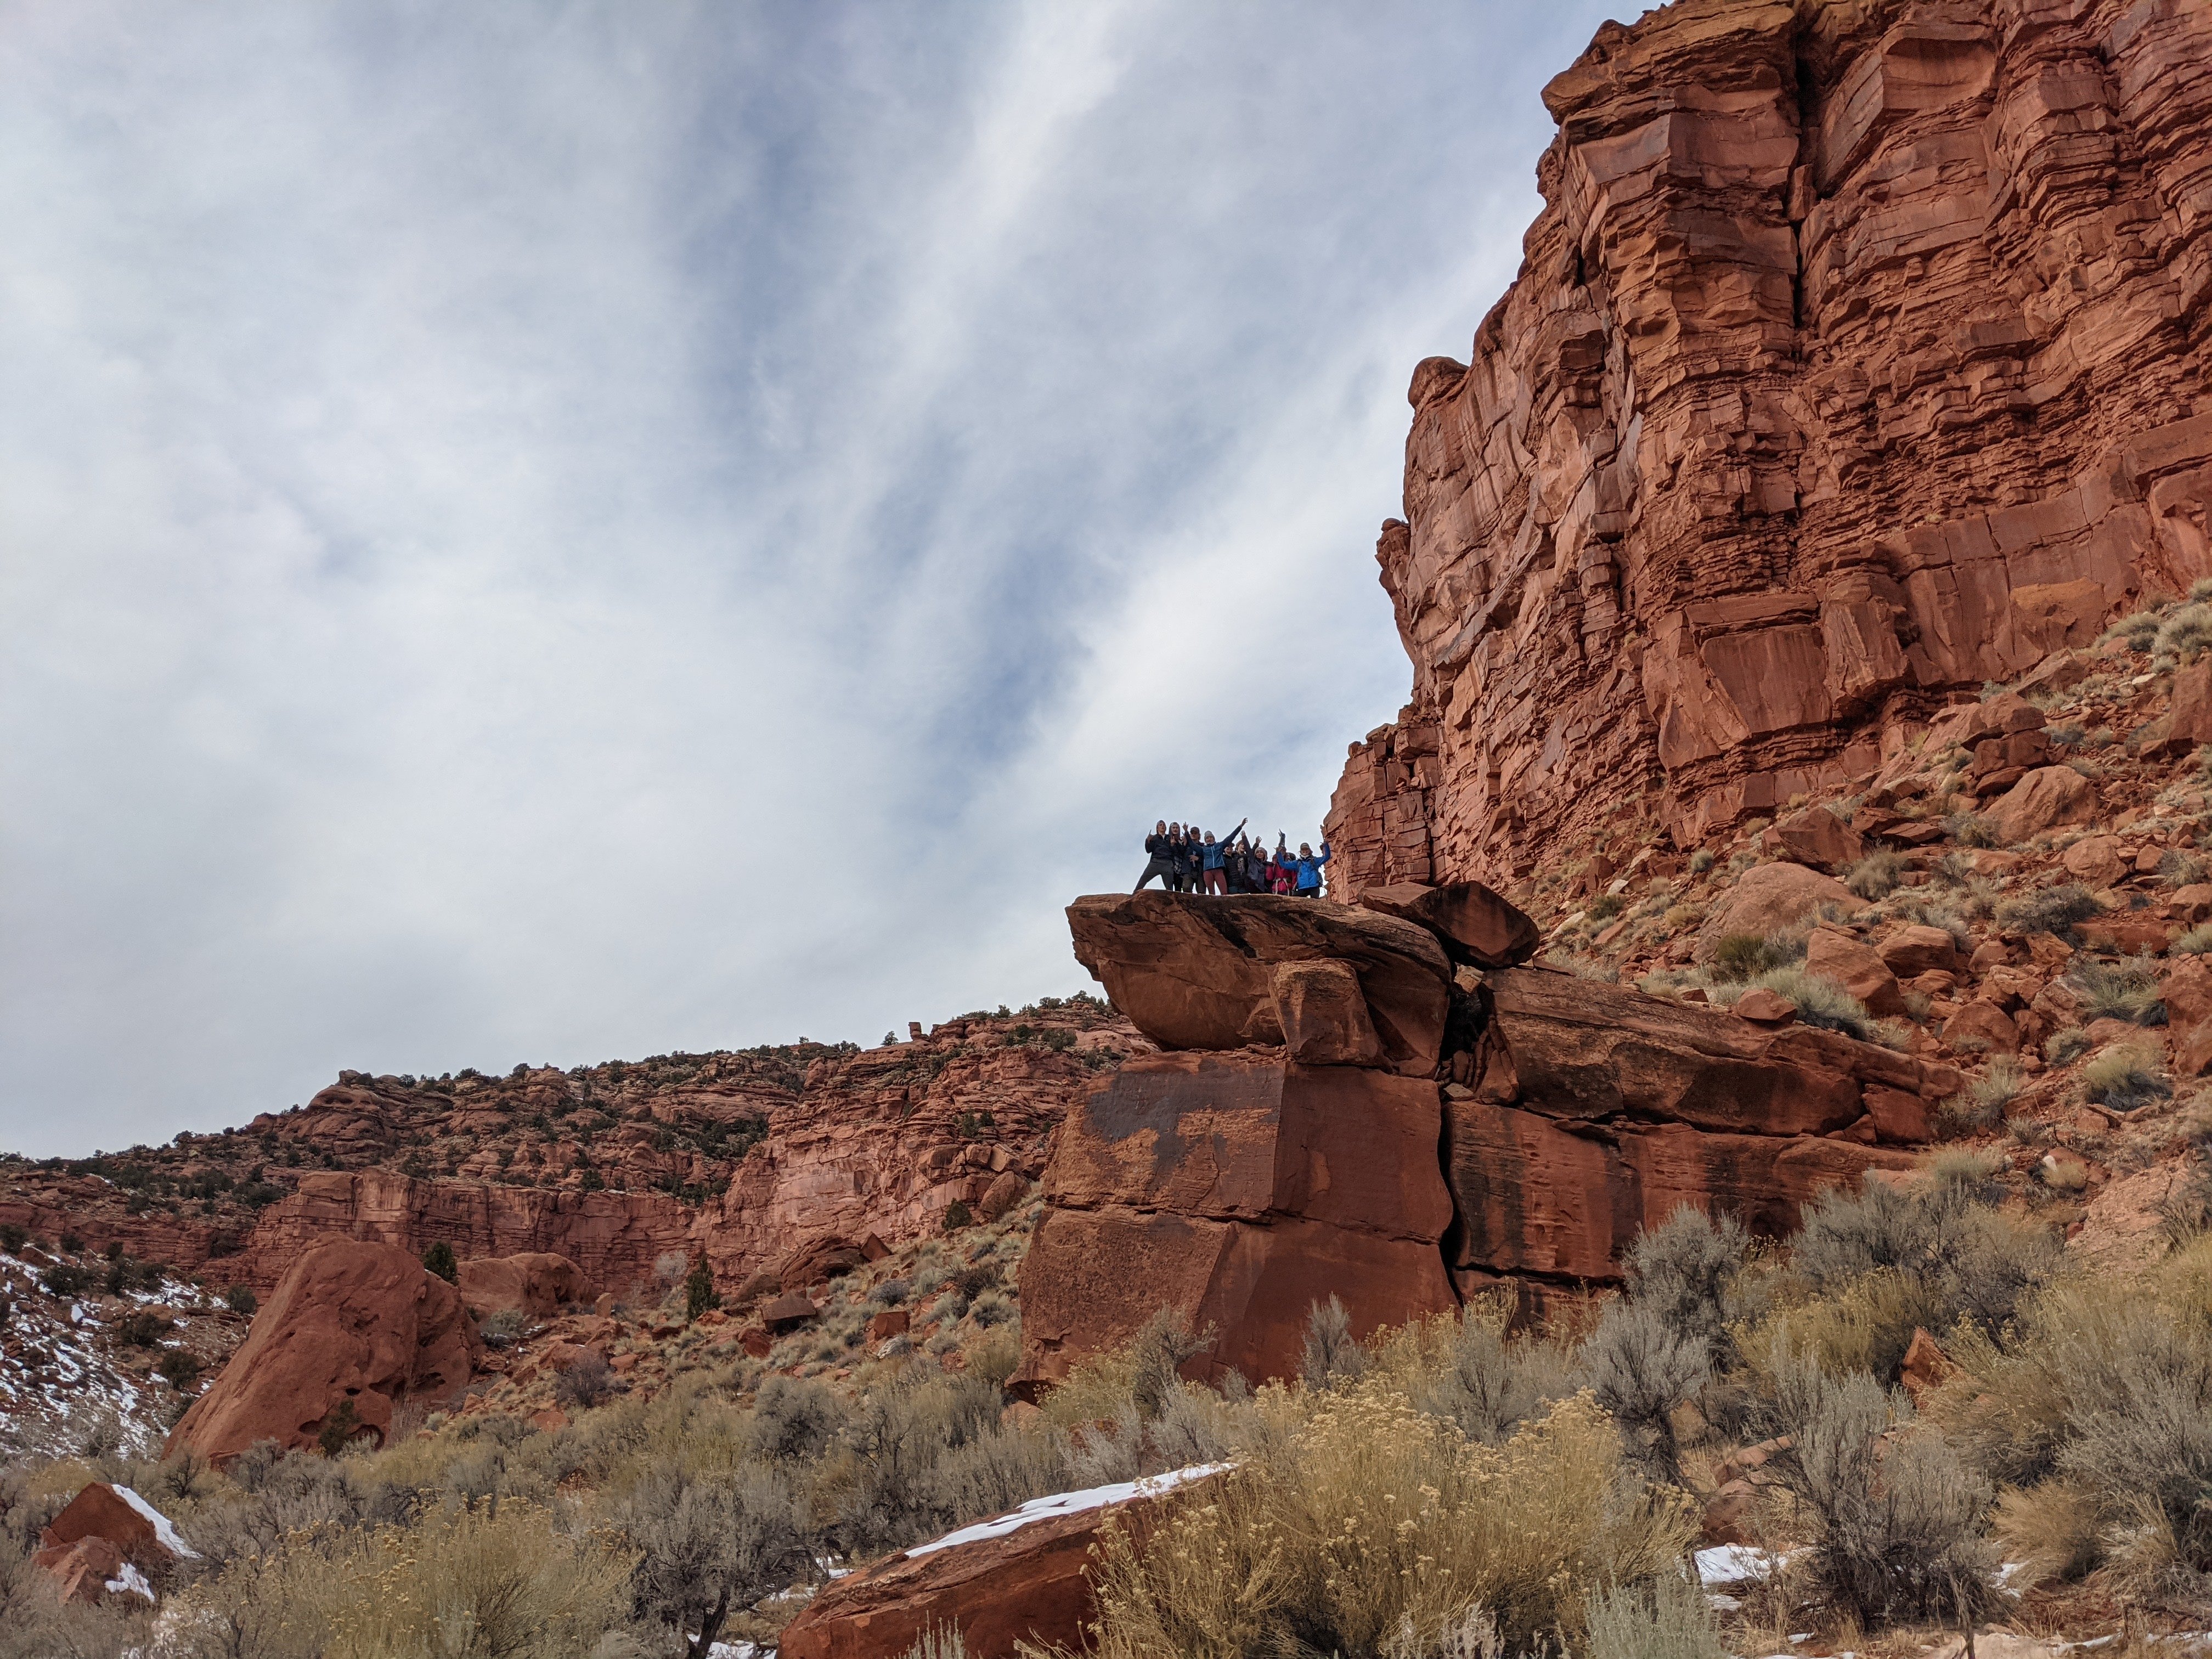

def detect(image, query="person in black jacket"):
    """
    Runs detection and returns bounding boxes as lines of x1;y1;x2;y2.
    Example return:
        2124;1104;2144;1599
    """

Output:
1183;826;1206;892
1135;821;1182;892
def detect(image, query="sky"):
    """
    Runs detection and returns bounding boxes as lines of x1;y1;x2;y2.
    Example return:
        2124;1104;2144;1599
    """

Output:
1;0;1634;1158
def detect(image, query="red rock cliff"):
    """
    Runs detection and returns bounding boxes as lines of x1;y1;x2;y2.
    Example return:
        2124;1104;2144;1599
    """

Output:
1328;0;2212;893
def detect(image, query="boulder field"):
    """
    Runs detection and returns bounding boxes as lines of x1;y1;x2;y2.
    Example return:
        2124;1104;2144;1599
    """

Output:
1323;0;2212;895
1016;887;1954;1391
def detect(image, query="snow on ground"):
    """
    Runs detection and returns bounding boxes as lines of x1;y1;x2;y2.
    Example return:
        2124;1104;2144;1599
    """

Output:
0;1251;229;1459
907;1463;1227;1559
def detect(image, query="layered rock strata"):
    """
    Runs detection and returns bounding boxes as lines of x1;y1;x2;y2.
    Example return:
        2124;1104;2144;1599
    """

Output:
1023;888;1960;1382
1326;0;2212;893
1448;968;1955;1291
1019;894;1468;1392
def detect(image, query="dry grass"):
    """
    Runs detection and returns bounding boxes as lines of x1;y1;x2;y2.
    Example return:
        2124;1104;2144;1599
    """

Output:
165;1500;637;1659
1076;1387;1692;1659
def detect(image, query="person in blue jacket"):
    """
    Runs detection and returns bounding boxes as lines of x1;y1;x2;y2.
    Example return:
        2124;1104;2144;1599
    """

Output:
1290;839;1330;898
1198;818;1248;895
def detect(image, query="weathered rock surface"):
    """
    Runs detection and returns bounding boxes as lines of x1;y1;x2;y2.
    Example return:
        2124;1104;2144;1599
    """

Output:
1040;1053;1455;1237
1325;0;2212;891
1355;881;1542;967
1017;1052;1456;1391
1017;1205;1455;1394
778;1469;1215;1659
1066;893;1452;1075
1694;862;1857;959
33;1482;193;1604
167;1239;478;1463
1445;968;1952;1285
1481;968;1956;1138
456;1251;591;1320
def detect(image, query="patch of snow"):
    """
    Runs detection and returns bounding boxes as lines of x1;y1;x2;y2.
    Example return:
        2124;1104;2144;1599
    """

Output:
1696;1544;1795;1585
106;1562;155;1601
112;1485;200;1559
906;1463;1228;1559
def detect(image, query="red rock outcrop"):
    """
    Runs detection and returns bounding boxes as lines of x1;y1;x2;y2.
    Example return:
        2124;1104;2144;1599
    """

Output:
1065;893;1452;1074
778;1468;1216;1659
1015;1052;1457;1391
167;1239;478;1463
2;1006;1141;1310
456;1251;591;1319
32;1482;193;1604
695;1008;1147;1294
1326;0;2212;892
238;1173;689;1302
1446;967;1954;1289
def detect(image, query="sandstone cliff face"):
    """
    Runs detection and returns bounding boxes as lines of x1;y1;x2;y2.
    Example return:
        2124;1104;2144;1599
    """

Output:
236;1173;695;1301
695;1011;1145;1291
1327;0;2212;893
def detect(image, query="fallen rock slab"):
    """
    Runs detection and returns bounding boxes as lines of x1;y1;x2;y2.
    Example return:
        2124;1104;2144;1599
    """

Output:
1982;766;2098;845
779;1466;1220;1659
1694;864;1855;961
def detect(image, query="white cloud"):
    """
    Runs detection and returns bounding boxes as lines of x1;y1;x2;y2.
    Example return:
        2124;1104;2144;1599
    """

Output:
0;0;1631;1155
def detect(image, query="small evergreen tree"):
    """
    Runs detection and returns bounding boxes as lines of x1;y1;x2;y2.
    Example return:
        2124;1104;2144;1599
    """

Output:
422;1240;458;1284
942;1199;974;1233
685;1255;720;1322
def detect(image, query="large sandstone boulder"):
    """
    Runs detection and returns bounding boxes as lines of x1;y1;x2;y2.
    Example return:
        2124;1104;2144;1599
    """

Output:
167;1239;478;1462
1356;881;1541;968
1480;968;1954;1138
457;1251;590;1321
1693;863;1856;961
1015;1052;1455;1393
1066;893;1451;1075
1441;969;1955;1285
33;1482;195;1604
778;1467;1217;1659
1983;766;2099;846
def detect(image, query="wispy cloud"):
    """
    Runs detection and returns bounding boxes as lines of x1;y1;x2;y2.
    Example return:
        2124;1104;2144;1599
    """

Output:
0;1;1628;1155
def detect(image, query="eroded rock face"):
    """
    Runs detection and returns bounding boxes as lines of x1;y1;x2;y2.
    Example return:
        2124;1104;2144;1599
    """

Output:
1355;881;1542;968
1325;0;2212;892
1447;968;1954;1288
1065;893;1452;1075
167;1239;478;1463
456;1251;591;1320
1015;1054;1456;1392
236;1173;691;1304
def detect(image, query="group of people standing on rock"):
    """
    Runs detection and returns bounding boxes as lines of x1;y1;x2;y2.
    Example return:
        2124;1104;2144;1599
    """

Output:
1135;818;1330;898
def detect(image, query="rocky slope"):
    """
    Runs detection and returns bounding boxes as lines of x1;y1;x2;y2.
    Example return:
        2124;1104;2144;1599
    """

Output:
1326;0;2212;895
0;999;1141;1307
